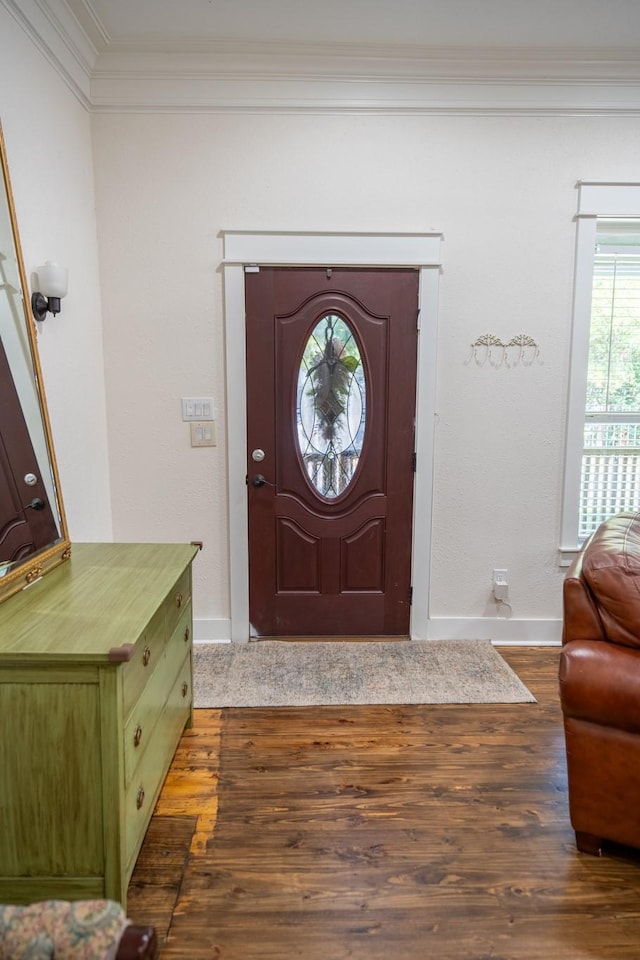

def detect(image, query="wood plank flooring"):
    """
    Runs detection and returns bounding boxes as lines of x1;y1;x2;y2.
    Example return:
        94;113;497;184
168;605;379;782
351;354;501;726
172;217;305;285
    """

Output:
127;647;640;959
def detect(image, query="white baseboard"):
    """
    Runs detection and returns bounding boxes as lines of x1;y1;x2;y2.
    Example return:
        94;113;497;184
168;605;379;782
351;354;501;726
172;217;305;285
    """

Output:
194;619;232;643
422;617;562;645
194;616;562;645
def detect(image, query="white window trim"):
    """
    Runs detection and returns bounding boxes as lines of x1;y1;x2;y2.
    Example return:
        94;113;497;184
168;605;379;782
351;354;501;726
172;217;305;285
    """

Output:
221;231;443;642
561;182;640;562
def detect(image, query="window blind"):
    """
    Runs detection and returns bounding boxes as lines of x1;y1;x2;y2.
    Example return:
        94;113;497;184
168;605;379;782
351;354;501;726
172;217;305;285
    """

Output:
580;220;640;539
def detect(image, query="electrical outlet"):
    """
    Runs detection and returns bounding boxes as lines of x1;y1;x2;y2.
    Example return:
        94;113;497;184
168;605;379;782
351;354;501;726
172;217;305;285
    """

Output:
492;568;509;601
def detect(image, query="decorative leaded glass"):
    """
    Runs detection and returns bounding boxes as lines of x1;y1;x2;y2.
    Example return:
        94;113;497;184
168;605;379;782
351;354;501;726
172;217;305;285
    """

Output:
296;314;366;498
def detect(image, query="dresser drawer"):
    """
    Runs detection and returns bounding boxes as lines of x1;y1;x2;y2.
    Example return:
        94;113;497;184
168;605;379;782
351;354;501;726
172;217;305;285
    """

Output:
124;652;192;874
122;568;192;716
122;605;165;717
123;603;192;787
166;567;192;636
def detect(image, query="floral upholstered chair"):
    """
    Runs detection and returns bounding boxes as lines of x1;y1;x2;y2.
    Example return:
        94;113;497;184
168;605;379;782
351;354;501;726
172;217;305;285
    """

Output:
0;900;157;960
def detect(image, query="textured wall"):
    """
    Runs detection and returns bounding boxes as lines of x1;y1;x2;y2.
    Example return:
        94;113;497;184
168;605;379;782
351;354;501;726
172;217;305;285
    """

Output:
90;111;640;630
0;7;112;543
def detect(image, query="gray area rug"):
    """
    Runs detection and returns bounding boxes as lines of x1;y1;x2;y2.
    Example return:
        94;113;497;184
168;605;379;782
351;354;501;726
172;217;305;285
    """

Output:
193;639;536;707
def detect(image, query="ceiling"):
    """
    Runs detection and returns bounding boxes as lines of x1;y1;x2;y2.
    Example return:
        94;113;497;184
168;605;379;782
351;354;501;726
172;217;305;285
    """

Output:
68;0;640;52
8;0;640;113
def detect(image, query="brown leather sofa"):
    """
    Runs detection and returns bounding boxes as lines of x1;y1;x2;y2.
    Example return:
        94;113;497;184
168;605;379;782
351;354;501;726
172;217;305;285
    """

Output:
560;510;640;856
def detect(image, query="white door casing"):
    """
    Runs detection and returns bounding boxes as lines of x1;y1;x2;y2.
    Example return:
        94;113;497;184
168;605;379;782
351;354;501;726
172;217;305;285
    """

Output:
221;231;443;642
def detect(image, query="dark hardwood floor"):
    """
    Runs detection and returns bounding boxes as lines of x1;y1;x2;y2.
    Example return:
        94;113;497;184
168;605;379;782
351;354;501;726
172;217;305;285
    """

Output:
127;647;640;959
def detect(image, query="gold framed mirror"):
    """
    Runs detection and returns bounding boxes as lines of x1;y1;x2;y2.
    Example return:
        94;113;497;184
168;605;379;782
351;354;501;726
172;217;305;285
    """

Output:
0;121;70;603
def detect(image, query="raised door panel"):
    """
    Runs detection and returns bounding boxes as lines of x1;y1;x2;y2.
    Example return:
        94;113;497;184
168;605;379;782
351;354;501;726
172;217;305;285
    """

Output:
341;517;385;592
276;519;320;592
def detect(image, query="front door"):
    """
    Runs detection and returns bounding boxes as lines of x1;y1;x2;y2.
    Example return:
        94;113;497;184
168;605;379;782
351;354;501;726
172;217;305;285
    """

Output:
0;335;59;562
246;267;419;637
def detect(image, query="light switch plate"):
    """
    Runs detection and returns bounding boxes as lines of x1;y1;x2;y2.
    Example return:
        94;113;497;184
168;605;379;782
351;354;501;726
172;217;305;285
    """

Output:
190;421;216;447
182;397;215;421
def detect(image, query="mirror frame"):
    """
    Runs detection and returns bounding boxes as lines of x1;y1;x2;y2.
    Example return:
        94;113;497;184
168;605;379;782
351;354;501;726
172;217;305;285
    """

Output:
0;121;70;604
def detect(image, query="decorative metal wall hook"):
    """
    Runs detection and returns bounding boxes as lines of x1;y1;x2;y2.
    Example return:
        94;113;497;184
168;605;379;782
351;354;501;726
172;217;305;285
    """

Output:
504;334;541;368
466;333;542;368
465;333;505;368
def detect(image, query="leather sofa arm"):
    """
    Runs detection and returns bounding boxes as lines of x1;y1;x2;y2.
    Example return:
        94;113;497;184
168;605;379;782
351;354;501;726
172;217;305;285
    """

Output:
562;543;606;645
560;639;640;732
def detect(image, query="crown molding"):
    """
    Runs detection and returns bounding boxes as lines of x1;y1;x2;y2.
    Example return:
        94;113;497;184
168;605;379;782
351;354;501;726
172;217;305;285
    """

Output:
94;39;640;83
90;40;640;115
64;0;109;52
88;74;640;117
6;4;640;115
1;0;95;107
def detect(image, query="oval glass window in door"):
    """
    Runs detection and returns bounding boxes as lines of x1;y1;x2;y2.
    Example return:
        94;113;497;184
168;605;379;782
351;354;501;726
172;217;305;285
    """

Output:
296;313;367;499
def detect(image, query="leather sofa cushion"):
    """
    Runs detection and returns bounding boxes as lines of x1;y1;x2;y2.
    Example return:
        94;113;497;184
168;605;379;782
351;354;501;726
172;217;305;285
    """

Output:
560;639;640;732
581;511;640;649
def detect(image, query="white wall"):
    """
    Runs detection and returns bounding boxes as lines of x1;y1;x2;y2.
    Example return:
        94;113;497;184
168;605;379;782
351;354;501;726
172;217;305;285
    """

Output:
90;111;640;638
4;10;640;642
0;6;112;542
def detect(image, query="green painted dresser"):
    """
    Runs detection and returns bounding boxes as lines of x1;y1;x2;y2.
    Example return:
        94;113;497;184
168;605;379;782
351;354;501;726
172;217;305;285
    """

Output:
0;541;199;908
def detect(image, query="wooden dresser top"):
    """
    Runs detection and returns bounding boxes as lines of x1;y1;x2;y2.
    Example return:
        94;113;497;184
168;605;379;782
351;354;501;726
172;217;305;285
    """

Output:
0;542;198;662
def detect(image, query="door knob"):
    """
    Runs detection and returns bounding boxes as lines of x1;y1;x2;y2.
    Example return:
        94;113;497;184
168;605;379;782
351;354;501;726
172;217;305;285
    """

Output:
252;474;267;487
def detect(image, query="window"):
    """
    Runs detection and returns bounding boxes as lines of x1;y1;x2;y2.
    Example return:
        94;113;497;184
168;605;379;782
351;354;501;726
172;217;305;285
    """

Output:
581;222;640;539
562;184;640;553
296;314;366;499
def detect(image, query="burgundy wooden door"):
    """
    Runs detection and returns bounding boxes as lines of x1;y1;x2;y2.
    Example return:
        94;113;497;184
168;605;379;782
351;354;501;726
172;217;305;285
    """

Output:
0;335;59;563
246;267;419;637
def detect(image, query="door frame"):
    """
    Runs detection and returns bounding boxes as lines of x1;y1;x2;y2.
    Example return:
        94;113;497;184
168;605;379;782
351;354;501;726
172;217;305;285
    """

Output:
221;231;443;642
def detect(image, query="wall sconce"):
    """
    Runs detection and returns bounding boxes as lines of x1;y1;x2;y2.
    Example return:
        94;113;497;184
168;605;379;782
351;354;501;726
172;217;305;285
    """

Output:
31;261;68;321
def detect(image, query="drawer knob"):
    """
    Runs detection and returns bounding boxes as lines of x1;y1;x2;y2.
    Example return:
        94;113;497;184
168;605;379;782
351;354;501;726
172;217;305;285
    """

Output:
136;787;145;810
142;645;151;667
176;592;183;609
184;626;190;643
133;724;143;748
181;681;189;698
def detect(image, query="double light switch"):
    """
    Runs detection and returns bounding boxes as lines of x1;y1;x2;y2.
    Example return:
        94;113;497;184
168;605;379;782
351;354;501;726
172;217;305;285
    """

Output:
182;397;216;447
